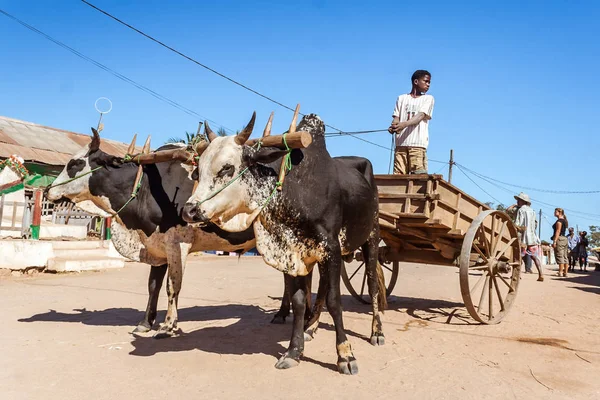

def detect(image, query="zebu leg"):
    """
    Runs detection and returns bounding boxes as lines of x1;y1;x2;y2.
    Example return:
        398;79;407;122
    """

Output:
274;274;309;369
154;241;192;339
133;264;168;333
362;236;386;346
304;264;327;341
272;270;313;325
325;244;358;375
271;273;290;324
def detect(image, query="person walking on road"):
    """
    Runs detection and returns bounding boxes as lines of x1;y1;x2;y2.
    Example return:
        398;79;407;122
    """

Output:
567;227;579;272
578;231;589;271
508;192;543;281
388;70;435;174
552;208;569;277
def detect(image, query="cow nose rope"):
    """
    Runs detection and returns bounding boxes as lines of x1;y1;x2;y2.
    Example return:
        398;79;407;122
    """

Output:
44;165;141;216
45;166;103;190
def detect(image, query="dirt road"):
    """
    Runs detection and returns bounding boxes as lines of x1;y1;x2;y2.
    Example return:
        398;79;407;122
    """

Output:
1;256;599;399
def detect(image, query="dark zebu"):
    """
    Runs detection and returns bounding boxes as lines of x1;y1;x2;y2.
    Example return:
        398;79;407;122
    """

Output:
45;130;256;337
183;113;386;374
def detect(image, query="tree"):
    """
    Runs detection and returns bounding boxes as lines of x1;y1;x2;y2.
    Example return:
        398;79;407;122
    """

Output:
588;226;600;249
166;131;205;146
165;124;229;146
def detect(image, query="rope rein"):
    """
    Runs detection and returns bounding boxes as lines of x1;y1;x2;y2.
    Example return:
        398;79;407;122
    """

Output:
44;164;141;217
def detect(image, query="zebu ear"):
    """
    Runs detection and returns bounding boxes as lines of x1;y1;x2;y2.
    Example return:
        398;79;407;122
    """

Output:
243;146;289;166
90;127;101;153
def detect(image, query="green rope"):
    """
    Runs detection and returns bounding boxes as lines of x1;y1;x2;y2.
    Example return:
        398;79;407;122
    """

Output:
195;138;292;211
282;133;292;173
45;166;103;189
196;167;249;206
123;154;133;162
114;176;143;215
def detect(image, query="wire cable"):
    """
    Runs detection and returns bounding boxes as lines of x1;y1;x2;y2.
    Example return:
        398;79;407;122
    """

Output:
0;8;235;133
80;0;401;150
457;162;600;220
455;164;503;205
457;163;600;194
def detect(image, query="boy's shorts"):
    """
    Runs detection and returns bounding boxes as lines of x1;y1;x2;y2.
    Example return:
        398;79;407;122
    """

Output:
394;146;428;174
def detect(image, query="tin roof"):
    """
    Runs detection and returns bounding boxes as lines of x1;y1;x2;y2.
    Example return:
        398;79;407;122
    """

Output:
0;116;143;165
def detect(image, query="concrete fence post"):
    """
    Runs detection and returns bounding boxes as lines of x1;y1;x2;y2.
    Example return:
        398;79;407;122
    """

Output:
31;190;42;240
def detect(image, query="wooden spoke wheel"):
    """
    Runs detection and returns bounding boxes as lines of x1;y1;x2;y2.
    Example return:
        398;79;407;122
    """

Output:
341;255;399;304
459;210;521;324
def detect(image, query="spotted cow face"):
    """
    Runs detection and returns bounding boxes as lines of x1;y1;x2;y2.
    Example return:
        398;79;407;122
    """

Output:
183;113;289;232
46;128;120;216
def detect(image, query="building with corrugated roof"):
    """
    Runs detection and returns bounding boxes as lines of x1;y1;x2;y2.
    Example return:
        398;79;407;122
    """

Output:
0;116;141;187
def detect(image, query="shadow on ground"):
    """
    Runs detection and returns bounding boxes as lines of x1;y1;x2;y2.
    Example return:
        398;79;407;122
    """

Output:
559;270;600;295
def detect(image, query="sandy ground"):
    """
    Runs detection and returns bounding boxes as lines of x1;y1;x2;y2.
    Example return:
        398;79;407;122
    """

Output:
1;255;599;400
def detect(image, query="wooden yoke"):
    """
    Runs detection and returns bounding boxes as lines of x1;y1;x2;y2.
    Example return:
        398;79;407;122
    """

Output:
131;136;151;197
278;104;300;190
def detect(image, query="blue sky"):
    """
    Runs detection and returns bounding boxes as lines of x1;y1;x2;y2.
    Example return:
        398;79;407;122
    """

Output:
1;0;599;238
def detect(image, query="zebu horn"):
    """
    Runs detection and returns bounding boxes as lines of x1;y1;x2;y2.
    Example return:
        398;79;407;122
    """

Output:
205;121;218;142
126;134;137;156
142;136;151;154
234;111;256;145
288;104;300;135
194;141;209;156
262;112;274;138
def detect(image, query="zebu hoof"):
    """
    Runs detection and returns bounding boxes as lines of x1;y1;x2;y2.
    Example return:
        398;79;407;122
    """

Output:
275;354;300;370
337;358;359;375
153;324;178;339
537;276;544;282
270;314;287;324
304;327;317;342
370;333;385;346
132;320;152;334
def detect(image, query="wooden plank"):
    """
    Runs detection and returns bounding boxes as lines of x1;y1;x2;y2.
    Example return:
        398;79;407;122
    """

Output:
453;192;462;231
383;248;454;265
405;179;413;213
378;193;438;200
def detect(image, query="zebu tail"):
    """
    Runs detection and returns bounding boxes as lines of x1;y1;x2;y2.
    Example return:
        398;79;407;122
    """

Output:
376;261;387;312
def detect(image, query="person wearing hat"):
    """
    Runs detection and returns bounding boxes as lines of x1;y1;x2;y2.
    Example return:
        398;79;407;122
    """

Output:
566;227;580;272
508;192;543;281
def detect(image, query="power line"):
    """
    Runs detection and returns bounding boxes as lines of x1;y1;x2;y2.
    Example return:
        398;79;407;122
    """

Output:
456;162;600;220
0;8;235;133
458;163;600;194
455;164;503;205
80;0;395;151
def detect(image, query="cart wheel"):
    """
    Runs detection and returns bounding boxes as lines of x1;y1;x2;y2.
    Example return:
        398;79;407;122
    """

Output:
460;210;521;324
341;257;399;304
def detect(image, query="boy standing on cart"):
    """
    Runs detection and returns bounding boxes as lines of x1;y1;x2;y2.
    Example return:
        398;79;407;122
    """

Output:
388;70;435;174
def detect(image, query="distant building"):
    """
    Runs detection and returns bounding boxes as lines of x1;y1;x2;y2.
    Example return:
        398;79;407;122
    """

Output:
0;115;140;188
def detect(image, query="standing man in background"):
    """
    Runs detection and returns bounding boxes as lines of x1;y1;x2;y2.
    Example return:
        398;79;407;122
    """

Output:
388;70;435;174
567;227;579;272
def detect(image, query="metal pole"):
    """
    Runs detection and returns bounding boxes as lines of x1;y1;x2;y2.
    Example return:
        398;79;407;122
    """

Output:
448;149;454;183
96;112;104;132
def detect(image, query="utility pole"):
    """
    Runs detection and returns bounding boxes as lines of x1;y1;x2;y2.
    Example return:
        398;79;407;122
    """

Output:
448;149;454;183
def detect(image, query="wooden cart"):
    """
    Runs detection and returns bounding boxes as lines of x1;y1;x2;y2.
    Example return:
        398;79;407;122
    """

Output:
341;174;521;324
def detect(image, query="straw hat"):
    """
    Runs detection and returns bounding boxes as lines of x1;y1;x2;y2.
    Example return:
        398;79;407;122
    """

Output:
514;192;531;204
